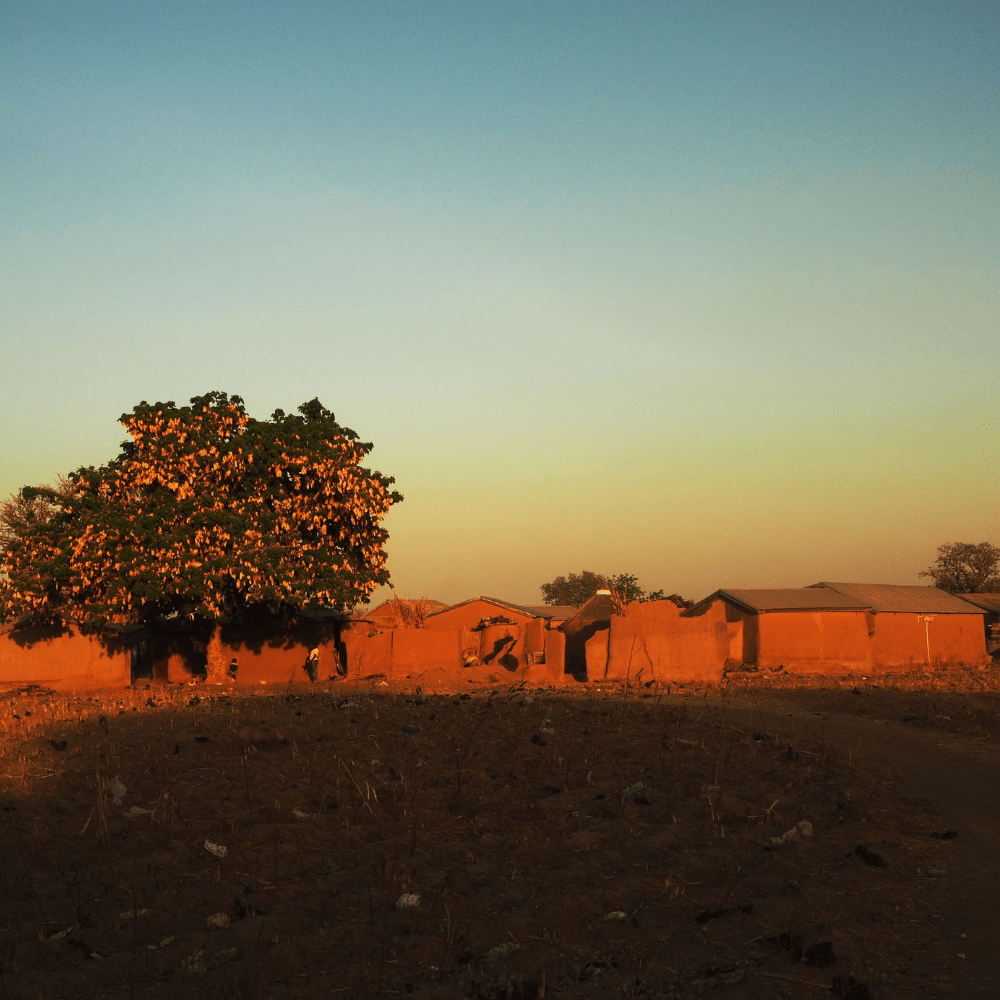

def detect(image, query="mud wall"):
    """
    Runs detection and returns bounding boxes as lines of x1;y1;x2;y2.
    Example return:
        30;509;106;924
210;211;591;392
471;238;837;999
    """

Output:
0;627;130;690
604;600;727;684
750;611;872;673
870;613;988;670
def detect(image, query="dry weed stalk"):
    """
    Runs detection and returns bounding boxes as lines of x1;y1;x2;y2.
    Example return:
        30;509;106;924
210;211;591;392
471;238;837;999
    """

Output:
609;585;629;617
387;596;431;628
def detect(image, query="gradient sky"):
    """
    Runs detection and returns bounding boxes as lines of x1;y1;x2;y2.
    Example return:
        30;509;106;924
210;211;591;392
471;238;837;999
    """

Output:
2;1;997;607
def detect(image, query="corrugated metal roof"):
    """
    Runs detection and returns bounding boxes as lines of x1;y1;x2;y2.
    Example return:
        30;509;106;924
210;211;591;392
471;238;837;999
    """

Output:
958;594;1000;614
812;582;983;615
561;593;617;632
521;604;579;619
712;588;870;613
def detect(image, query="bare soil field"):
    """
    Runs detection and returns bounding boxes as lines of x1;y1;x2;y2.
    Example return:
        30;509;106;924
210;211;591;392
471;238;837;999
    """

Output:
1;668;999;999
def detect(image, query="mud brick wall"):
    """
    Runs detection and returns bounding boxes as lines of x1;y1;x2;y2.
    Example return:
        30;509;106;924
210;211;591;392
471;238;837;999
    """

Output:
0;627;130;690
604;599;727;684
748;610;872;673
868;612;988;670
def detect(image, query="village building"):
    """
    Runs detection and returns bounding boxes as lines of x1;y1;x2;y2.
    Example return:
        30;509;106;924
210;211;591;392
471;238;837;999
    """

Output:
686;588;874;673
813;582;988;670
687;582;988;673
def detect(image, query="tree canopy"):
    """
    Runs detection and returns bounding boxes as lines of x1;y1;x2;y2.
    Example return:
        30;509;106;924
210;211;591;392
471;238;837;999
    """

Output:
540;570;667;608
919;542;1000;594
0;393;402;626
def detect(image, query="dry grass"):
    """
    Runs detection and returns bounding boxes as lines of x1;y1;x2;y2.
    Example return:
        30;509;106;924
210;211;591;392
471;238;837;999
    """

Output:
1;674;995;997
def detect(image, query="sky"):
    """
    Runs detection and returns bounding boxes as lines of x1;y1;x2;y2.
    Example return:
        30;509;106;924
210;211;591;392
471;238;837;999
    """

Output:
2;1;997;607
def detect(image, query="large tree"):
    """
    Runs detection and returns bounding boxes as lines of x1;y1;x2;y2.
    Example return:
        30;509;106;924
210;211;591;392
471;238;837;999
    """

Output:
919;542;1000;594
0;393;402;626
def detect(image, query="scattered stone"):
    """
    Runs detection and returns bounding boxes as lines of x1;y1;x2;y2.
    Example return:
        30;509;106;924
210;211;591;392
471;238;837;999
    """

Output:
292;808;311;819
769;820;813;846
182;947;239;974
118;908;152;921
109;778;127;806
317;859;341;877
206;912;231;929
603;910;628;922
396;893;420;909
486;941;521;964
918;868;947;878
182;951;207;974
147;937;175;951
622;781;650;804
205;840;228;858
124;806;153;819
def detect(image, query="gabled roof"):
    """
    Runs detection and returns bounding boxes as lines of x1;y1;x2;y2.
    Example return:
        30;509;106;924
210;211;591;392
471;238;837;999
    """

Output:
520;604;579;620
426;596;553;620
810;582;984;615
561;592;617;632
957;594;1000;614
693;588;869;614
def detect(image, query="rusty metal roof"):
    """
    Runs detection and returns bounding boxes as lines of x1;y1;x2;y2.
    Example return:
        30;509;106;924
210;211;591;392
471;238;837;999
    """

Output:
706;588;870;613
520;604;579;620
811;582;983;615
957;594;1000;614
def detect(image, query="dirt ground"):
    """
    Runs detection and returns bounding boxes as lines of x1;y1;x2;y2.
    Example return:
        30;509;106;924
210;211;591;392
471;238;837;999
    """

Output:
1;669;999;999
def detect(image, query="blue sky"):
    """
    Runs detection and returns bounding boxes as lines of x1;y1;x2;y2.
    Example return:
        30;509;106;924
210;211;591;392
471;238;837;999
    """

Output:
2;1;997;605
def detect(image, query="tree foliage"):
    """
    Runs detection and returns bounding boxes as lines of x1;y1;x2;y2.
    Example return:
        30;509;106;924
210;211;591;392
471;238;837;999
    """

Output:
919;542;1000;594
0;393;402;626
540;570;668;608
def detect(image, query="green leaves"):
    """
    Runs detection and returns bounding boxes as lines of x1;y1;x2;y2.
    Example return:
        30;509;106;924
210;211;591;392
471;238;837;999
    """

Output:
0;394;401;627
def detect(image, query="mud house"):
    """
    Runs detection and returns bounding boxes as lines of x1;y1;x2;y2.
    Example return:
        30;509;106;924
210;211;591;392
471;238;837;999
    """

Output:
813;582;988;669
688;582;988;673
686;588;875;673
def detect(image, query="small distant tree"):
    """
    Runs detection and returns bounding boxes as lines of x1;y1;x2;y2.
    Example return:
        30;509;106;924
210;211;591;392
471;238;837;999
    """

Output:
0;392;402;626
606;573;644;602
540;571;606;607
919;542;1000;594
540;570;674;608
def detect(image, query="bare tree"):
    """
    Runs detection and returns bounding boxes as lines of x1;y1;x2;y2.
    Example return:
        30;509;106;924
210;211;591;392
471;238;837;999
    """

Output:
0;477;75;553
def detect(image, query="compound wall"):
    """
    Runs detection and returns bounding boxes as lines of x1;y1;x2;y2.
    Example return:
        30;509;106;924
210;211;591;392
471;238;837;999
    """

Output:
602;600;728;684
0;627;130;690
